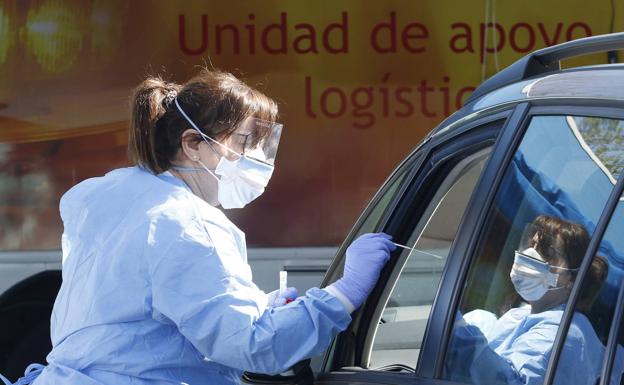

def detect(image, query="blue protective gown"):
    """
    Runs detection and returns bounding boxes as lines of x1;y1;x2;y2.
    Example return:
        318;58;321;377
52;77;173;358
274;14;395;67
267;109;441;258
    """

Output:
453;305;605;385
32;167;351;385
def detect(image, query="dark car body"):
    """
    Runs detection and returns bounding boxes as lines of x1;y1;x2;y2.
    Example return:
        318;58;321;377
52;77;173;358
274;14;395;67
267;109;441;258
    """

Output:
244;33;624;385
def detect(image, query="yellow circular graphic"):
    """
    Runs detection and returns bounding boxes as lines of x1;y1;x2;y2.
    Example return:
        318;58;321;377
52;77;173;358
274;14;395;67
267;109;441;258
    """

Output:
25;0;84;73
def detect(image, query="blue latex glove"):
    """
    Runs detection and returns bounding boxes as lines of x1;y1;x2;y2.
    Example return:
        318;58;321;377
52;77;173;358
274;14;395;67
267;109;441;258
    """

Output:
329;233;396;309
267;287;299;307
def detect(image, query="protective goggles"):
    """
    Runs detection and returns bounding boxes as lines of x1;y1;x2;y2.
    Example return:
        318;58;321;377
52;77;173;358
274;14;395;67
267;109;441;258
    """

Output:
227;117;283;165
175;99;283;166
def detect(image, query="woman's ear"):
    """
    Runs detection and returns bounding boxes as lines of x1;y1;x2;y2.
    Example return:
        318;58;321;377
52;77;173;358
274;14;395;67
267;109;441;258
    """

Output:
180;129;202;162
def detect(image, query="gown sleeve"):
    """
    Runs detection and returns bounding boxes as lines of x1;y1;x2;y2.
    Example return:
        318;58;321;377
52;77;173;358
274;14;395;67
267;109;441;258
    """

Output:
147;215;351;375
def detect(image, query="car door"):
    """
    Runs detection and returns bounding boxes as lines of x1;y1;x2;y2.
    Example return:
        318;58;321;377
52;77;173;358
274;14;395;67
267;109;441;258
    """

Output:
317;102;624;385
243;100;624;385
311;107;514;384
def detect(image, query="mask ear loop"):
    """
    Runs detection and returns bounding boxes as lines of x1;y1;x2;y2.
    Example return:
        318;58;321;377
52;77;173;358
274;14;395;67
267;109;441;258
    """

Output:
195;158;219;182
170;136;221;182
174;98;242;158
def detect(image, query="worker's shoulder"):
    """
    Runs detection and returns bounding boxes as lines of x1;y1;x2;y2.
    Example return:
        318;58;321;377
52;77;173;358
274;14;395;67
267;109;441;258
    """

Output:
58;167;131;223
61;166;232;237
60;166;191;220
62;166;153;200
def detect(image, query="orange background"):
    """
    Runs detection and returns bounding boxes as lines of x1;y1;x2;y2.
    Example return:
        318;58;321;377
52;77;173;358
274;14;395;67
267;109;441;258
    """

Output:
0;0;618;249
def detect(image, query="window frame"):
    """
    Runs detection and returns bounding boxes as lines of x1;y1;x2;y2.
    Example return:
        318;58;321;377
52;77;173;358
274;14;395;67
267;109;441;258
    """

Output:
361;146;494;370
421;98;624;383
319;138;429;373
419;102;531;378
319;108;512;375
356;117;507;371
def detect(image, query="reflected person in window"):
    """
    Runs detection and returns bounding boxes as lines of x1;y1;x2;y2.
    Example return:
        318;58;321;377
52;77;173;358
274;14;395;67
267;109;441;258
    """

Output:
450;216;608;385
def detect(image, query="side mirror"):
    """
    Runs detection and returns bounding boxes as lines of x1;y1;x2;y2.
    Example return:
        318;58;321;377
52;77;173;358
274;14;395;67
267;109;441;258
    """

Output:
241;359;314;385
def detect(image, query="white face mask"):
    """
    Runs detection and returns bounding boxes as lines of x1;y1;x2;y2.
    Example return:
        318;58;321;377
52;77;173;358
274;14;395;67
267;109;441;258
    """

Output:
212;154;274;209
172;156;274;209
509;247;576;302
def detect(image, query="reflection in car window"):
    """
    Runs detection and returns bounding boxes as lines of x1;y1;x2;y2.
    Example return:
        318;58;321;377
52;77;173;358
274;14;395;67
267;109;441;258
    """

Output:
553;191;624;385
367;148;491;370
571;117;624;180
443;115;624;385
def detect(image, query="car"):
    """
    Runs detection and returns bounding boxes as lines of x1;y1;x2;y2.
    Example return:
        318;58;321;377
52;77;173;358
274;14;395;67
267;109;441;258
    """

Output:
242;32;624;385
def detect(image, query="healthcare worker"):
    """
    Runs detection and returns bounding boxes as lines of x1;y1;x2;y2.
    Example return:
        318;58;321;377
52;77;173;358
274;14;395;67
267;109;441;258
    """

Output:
447;216;609;385
3;69;397;385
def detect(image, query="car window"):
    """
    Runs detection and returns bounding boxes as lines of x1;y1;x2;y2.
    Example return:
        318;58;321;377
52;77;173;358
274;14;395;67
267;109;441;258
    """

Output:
366;147;491;370
443;115;624;385
552;189;624;385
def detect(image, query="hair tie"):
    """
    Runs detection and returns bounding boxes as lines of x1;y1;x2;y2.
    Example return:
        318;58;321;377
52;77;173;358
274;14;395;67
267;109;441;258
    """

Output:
163;89;178;109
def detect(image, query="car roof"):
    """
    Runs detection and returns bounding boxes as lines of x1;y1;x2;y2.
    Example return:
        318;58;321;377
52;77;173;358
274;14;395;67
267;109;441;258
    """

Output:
472;66;624;108
433;66;624;140
432;33;624;138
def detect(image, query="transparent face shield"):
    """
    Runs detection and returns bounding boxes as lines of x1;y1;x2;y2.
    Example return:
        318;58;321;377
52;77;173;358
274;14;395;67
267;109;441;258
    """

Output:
174;99;283;166
517;223;567;264
226;117;283;166
514;222;578;283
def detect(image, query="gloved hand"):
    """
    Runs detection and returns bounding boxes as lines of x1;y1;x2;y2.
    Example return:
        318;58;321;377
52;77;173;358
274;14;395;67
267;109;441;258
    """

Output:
267;287;299;307
329;233;396;310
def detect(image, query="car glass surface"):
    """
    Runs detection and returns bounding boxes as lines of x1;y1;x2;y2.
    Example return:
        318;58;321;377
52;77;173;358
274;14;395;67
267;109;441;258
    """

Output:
443;114;624;385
